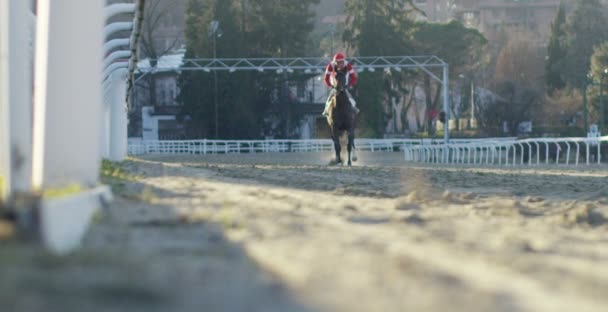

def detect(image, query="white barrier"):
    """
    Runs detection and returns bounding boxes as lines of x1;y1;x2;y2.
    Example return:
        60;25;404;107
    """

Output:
102;1;141;161
127;137;518;156
404;136;608;166
0;0;11;200
104;21;133;38
103;38;130;55
0;0;33;199
27;0;112;253
1;0;139;253
127;136;605;167
104;3;136;21
33;0;105;189
128;139;412;155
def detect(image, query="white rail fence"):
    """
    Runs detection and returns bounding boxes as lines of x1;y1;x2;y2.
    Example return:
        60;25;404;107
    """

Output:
128;137;517;155
1;0;141;253
129;137;607;166
404;136;608;166
129;139;395;155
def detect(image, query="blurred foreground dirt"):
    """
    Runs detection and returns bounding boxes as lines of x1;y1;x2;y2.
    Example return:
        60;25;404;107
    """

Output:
2;152;608;312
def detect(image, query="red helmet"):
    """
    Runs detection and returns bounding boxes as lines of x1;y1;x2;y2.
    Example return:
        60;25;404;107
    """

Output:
333;52;345;62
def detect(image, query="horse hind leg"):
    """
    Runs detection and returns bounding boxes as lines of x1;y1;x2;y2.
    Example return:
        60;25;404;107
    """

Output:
351;134;357;162
351;113;358;162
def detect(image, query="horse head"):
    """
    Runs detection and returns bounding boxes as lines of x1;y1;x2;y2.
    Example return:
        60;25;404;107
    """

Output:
334;70;347;93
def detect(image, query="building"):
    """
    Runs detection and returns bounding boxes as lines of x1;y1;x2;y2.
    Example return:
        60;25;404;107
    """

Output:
116;0;186;139
416;0;563;47
132;51;185;139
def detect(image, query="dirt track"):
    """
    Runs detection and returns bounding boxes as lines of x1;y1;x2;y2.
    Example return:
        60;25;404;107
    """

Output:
3;152;608;311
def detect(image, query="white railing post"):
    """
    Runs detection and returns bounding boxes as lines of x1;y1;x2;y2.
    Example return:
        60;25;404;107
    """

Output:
104;3;136;21
0;0;9;199
104;22;133;39
108;69;129;161
30;0;110;254
103;1;139;162
597;141;602;165
32;0;105;189
443;64;450;143
103;38;130;56
1;0;33;199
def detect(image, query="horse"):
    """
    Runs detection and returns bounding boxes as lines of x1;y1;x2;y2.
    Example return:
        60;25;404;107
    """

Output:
326;69;357;166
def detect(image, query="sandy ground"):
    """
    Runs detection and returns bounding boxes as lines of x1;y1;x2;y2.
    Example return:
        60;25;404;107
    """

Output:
2;151;608;312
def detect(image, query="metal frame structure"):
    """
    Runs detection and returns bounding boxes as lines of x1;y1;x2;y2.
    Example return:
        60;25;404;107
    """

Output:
136;55;451;142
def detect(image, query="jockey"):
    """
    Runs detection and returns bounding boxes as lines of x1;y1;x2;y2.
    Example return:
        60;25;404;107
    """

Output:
322;52;359;117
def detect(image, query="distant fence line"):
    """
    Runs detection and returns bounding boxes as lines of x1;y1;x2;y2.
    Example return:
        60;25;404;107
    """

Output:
404;136;608;166
128;137;608;166
127;137;516;155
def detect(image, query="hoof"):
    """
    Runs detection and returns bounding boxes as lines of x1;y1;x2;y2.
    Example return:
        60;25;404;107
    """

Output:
352;156;358;162
328;158;342;166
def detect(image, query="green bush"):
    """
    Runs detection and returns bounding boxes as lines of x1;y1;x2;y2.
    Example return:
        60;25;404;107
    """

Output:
532;126;586;137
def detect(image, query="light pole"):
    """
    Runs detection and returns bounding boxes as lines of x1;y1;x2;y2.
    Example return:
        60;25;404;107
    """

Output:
601;68;608;133
459;74;475;130
470;79;475;129
583;74;591;132
209;21;222;139
329;23;335;53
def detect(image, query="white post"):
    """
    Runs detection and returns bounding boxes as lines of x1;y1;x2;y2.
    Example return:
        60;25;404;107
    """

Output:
442;64;450;163
10;0;34;193
100;94;110;158
0;0;33;199
470;80;475;126
32;0;105;189
104;3;136;21
109;69;129;161
443;64;450;143
103;38;130;56
105;22;133;39
0;0;10;199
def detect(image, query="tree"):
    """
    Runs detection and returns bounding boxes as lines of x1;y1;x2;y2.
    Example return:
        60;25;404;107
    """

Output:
245;0;319;138
545;0;567;93
477;35;543;135
343;0;420;137
139;0;185;108
179;0;243;139
128;0;184;136
411;20;486;134
587;42;608;128
246;0;319;58
495;33;545;90
179;0;319;139
478;81;541;136
561;0;608;89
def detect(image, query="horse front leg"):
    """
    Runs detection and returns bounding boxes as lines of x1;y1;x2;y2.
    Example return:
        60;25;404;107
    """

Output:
333;137;342;165
347;130;354;166
332;130;342;165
